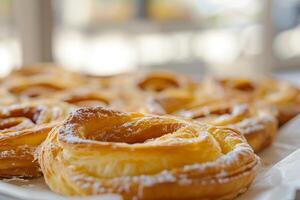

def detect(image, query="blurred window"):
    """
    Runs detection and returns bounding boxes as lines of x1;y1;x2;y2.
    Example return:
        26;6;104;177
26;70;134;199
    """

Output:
53;0;137;75
0;0;266;76
53;0;264;75
273;0;300;63
0;0;21;76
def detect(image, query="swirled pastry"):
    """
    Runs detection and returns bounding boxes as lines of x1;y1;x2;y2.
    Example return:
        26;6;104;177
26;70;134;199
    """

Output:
203;77;300;125
143;90;195;114
0;88;18;106
53;88;147;113
137;71;196;93
144;89;278;152
39;107;260;199
93;71;196;94
256;78;300;125
2;65;89;100
8;64;84;81
0;101;74;178
176;101;278;152
53;88;112;108
2;77;83;100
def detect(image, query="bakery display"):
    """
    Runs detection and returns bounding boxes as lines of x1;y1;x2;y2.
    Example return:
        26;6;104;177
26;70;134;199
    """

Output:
39;107;260;200
0;64;299;199
0;101;74;178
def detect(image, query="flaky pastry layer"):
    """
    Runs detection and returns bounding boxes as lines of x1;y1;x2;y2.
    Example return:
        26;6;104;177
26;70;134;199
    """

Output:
39;107;260;200
203;77;300;126
0;101;74;178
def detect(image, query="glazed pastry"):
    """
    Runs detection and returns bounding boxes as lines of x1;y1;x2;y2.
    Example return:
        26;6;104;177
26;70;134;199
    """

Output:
0;88;18;106
176;101;278;152
203;77;300;125
145;88;278;152
137;71;196;93
144;90;195;114
39;107;260;200
53;87;148;114
256;78;300;125
53;88;112;108
0;101;74;178
136;71;197;114
2;65;90;100
92;71;196;102
2;77;83;100
8;64;84;81
97;71;196;94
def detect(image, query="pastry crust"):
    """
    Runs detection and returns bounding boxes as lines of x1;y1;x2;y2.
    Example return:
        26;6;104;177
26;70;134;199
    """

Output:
3;65;89;100
53;88;112;108
3;77;84;100
8;64;84;81
137;71;196;93
203;77;300;125
144;90;278;152
0;101;74;178
38;107;260;200
176;101;278;152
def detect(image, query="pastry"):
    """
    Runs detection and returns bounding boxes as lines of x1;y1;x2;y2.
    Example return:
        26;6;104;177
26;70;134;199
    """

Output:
145;87;278;152
8;64;84;81
53;88;112;108
137;71;196;93
3;77;83;100
0;101;74;178
2;65;90;100
176;101;278;152
39;107;260;199
203;77;300;125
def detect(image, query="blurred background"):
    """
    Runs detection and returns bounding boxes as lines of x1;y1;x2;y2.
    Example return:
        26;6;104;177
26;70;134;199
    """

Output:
0;0;300;77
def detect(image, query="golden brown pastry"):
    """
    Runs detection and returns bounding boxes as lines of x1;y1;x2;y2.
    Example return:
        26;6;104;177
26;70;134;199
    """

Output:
203;77;300;125
134;71;197;115
52;87;148;114
92;71;196;94
0;88;18;106
144;88;278;152
143;90;195;114
0;101;74;178
39;107;260;199
8;64;84;81
2;77;83;100
137;71;196;93
2;65;90;101
83;73;124;89
53;88;112;108
176;101;278;152
256;78;300;125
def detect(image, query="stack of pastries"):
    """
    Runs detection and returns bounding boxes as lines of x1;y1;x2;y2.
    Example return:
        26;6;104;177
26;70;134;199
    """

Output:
0;65;300;200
